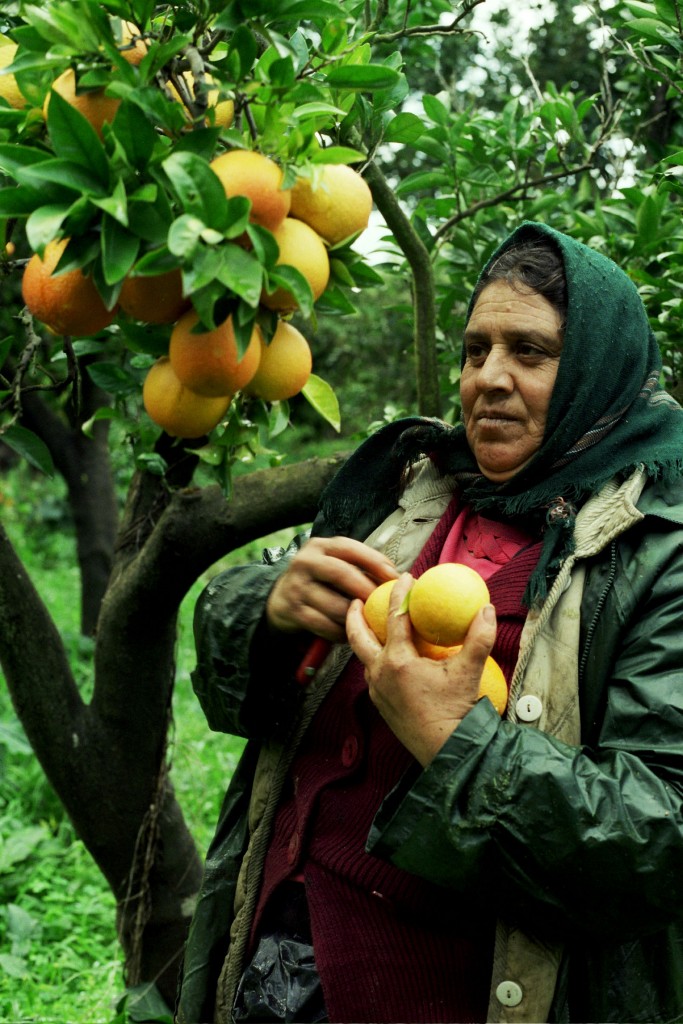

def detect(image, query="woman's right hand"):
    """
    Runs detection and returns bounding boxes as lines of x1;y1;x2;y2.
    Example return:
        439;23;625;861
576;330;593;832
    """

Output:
266;536;399;643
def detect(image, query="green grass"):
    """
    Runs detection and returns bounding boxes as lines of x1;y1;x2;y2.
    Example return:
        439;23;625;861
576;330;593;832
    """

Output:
0;466;301;1022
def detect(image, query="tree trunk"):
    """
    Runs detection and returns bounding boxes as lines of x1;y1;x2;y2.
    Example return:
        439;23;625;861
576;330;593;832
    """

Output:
18;361;119;635
0;451;347;1005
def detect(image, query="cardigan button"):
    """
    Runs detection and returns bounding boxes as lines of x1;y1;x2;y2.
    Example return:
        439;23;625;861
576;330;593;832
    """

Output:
341;735;360;767
515;694;543;723
495;980;523;1007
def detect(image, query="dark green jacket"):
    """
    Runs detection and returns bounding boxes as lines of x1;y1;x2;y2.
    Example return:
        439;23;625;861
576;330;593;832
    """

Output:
176;440;683;1024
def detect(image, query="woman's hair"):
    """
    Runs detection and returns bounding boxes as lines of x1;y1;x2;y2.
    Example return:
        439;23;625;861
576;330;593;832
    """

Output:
471;237;568;327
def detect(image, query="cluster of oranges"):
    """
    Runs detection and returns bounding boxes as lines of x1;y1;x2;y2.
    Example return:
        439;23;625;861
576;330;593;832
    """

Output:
6;28;374;439
363;564;508;714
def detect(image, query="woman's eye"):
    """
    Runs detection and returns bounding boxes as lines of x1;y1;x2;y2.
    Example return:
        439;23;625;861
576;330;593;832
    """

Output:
517;343;545;358
465;343;487;361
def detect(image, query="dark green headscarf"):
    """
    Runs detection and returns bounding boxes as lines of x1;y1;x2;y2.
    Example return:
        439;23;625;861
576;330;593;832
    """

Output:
320;221;683;602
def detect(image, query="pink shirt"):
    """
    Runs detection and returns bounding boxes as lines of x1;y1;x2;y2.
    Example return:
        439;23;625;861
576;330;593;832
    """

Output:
438;505;534;579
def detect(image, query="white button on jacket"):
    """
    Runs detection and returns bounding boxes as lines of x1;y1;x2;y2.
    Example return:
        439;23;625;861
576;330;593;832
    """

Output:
515;694;543;722
495;980;523;1007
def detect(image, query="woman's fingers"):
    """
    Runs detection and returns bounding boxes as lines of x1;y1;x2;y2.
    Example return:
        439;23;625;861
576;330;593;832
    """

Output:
267;536;399;637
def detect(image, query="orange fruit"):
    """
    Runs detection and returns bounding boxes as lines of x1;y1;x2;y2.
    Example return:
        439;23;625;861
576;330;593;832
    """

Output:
362;578;506;715
408;563;490;647
414;640;508;714
143;356;231;438
167;70;234;127
118;268;190;325
169;308;262;397
363;579;397;644
0;44;25;109
43;68;120;137
261;217;330;312
244;320;312;402
119;22;148;66
209;150;290;231
22;238;117;337
290;164;372;246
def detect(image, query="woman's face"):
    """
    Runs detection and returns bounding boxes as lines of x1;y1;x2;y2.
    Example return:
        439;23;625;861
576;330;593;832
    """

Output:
460;280;564;482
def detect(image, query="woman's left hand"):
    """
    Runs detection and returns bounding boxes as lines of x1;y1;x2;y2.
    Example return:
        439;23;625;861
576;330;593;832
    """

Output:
346;573;497;767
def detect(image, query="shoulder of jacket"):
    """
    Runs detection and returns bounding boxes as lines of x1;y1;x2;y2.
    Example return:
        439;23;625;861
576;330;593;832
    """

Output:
637;473;683;526
398;457;457;510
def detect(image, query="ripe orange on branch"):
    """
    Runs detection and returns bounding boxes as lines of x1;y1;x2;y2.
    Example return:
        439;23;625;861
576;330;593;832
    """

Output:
167;70;235;128
0;44;26;109
118;267;190;325
143;357;231;438
209;150;290;231
290;163;372;246
43;69;120;137
22;238;117;337
169;309;262;397
260;217;330;312
244;320;312;402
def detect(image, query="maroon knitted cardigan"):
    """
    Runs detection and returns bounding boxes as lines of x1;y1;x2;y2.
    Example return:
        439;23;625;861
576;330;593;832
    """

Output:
253;497;542;1023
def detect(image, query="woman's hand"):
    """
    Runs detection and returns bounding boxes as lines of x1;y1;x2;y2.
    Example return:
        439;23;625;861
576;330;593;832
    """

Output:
266;536;399;643
346;572;498;766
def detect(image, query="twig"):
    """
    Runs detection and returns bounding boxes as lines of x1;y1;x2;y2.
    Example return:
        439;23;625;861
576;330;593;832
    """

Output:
372;0;487;43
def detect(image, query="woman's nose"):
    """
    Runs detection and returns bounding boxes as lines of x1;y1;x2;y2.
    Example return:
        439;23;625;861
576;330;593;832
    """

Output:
477;347;514;391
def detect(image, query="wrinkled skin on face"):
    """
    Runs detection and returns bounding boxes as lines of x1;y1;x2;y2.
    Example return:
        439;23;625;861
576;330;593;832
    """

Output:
460;280;564;482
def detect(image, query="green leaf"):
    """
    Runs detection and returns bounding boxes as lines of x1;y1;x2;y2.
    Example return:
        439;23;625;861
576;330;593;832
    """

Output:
0;954;29;979
384;112;424;144
25;203;73;251
163;152;229;229
0;335;12;370
0;721;32;756
215;245;264;306
0;143;53;179
292;102;348;123
626;16;674;42
395;169;452;197
86;362;140;396
301;373;340;431
228;25;258;80
91;177;129;225
0;186;47;217
654;0;680;25
309;145;367;164
192;443;225;466
280;0;344;19
423;94;450;126
111;100;157;170
168;214;207;258
1;425;54;476
44;89;109;185
0;108;25;128
17;158;108;197
636;193;661;247
264;265;314;317
324;64;401;91
101;214;140;285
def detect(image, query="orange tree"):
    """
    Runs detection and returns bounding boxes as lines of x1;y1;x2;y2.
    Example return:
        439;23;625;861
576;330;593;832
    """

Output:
0;0;681;1012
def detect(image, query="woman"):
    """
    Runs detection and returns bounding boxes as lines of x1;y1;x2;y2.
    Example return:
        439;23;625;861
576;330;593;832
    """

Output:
176;222;683;1024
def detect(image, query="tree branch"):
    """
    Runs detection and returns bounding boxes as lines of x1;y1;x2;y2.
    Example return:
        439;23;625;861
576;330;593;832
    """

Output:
0;522;85;772
91;453;348;731
360;157;441;418
433;162;595;242
371;0;487;43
